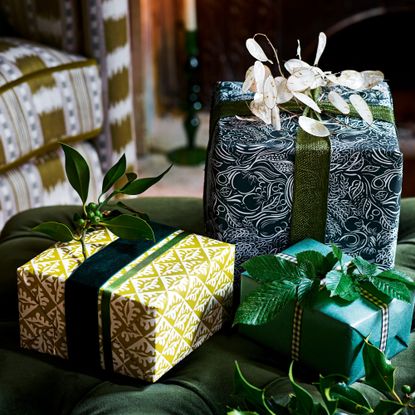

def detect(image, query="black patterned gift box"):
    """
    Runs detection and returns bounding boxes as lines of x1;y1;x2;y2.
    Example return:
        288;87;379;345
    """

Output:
204;81;402;270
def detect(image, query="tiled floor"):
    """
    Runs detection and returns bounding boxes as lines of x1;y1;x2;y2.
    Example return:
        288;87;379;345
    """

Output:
137;113;208;198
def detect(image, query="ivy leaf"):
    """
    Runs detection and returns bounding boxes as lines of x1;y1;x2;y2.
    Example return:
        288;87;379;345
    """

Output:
61;143;90;204
32;221;74;242
101;154;126;194
288;363;329;415
120;165;172;195
376;269;415;288
325;270;360;302
353;256;378;277
367;276;412;303
331;382;372;414
362;339;397;397
103;214;154;241
233;362;276;414
234;280;296;326
373;400;405;415
242;255;302;284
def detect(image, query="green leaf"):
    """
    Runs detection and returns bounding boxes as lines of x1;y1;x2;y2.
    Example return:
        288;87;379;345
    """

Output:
227;410;259;415
297;277;316;304
242;255;303;284
331;382;372;414
103;214;155;241
376;269;415;288
323;252;338;274
368;276;412;303
353;256;378;277
32;222;74;242
120;165;172;195
234;280;296;326
330;243;343;264
234;362;276;414
362;340;397;398
125;172;137;182
316;374;347;414
296;250;326;277
61;143;90;204
373;400;405;415
288;363;329;415
116;201;150;222
325;270;360;302
101;154;126;194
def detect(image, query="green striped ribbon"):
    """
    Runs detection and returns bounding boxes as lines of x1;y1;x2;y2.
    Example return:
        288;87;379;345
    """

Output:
211;98;395;244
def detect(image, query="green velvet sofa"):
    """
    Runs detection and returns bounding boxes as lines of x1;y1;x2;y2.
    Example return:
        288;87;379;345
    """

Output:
0;197;414;415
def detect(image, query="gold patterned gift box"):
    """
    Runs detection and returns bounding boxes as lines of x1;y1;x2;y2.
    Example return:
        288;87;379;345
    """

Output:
17;223;235;382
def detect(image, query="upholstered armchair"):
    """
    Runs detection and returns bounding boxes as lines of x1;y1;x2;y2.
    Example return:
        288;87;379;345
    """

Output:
0;0;136;227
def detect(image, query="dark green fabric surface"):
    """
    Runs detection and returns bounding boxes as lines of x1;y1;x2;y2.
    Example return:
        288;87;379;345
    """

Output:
0;197;414;415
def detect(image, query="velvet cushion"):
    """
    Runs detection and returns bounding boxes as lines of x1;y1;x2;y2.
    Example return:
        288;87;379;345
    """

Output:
0;197;414;415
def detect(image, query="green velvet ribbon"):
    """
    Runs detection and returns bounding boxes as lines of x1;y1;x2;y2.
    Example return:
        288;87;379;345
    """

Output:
211;98;395;244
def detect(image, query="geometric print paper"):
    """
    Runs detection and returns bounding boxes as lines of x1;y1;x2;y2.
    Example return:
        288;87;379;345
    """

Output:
17;228;235;382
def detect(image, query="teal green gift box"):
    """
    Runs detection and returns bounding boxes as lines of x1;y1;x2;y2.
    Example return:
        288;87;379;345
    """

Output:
239;239;414;383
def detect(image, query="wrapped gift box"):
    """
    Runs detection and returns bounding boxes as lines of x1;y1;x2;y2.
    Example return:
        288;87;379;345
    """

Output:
239;239;414;383
205;81;402;269
17;223;235;382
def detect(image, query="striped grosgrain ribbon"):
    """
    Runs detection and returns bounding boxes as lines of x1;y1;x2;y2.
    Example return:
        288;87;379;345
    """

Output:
275;252;389;361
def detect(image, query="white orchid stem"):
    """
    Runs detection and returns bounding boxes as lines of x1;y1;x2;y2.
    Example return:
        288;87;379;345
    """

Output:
253;33;284;77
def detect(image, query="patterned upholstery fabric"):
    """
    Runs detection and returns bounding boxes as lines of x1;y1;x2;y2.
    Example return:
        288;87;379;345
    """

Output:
0;0;137;227
0;38;102;172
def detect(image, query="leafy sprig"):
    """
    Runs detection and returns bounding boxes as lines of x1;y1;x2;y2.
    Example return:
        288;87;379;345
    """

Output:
33;144;171;260
234;245;415;327
229;340;415;415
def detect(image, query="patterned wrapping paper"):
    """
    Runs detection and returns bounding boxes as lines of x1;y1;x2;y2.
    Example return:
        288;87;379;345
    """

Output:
17;227;235;382
240;239;414;383
205;81;402;269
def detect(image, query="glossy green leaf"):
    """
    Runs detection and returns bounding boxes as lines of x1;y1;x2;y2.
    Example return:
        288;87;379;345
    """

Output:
368;276;412;303
234;362;276;414
331;382;372;414
362;340;396;397
330;243;343;264
234;280;296;326
325;270;360;302
323;252;338;274
103;214;154;241
353;256;378;277
61;143;90;204
120;165;172;195
227;410;259;415
297;277;315;304
33;221;74;242
316;374;347;414
296;250;326;277
373;400;405;415
376;269;415;288
289;363;329;415
101;154;126;194
116;201;150;222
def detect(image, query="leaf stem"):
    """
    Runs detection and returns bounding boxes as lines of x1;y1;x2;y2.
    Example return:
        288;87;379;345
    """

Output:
254;33;284;77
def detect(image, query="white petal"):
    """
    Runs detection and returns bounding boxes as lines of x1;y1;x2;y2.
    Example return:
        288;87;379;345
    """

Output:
296;39;302;59
275;77;293;104
287;68;315;92
361;70;384;89
246;38;270;62
271;106;281;130
313;32;327;66
328;90;350;114
250;100;271;124
292;91;321;113
350;94;373;124
264;75;277;109
299;116;330;137
336;70;364;90
284;58;310;74
242;66;255;93
254;61;266;91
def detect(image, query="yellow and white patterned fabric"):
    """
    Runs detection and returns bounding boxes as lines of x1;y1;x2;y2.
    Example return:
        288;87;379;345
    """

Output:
0;0;137;228
17;228;235;382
